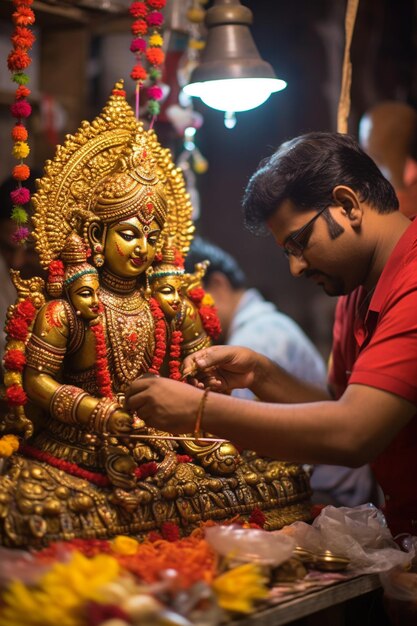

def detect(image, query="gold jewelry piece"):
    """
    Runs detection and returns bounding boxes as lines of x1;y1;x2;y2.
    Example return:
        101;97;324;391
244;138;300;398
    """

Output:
194;388;209;442
26;335;66;375
89;398;120;434
101;267;137;294
50;385;88;425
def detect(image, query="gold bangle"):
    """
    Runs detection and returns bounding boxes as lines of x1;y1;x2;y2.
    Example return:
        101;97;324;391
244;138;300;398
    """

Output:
194;388;209;442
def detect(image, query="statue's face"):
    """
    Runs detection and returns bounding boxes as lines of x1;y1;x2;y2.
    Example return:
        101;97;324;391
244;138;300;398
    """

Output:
104;215;161;278
153;275;183;319
68;273;100;321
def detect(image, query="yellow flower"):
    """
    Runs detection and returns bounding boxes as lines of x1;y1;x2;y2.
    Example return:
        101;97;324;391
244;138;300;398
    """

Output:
201;293;214;306
111;535;139;555
0;551;120;626
149;33;163;47
7;340;25;352
212;563;269;614
0;435;19;458
12;141;30;159
3;372;21;387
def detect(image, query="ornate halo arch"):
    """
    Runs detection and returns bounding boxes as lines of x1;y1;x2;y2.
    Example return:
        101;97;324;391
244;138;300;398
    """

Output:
32;80;194;269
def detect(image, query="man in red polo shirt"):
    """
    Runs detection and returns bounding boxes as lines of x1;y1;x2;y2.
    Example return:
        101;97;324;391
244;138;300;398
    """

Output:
126;132;417;537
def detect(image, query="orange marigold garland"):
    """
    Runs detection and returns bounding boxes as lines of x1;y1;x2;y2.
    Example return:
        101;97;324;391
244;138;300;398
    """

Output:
149;297;167;374
8;0;36;244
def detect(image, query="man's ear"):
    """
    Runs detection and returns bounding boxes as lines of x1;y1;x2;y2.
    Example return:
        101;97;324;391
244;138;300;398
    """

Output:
332;185;363;227
404;157;417;187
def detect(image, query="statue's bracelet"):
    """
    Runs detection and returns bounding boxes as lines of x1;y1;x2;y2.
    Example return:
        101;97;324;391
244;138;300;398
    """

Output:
89;398;120;434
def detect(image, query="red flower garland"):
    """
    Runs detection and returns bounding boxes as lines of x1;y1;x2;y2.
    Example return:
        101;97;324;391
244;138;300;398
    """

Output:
22;444;111;487
8;0;36;244
149;297;167;374
90;317;113;399
134;460;158;479
169;329;183;380
187;288;222;341
248;507;266;528
161;520;181;542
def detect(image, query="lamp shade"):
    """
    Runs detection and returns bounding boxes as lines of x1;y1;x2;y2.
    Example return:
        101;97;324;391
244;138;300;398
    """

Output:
183;0;286;118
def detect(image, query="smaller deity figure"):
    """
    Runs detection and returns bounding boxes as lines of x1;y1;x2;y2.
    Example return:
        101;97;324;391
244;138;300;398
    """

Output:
62;233;100;324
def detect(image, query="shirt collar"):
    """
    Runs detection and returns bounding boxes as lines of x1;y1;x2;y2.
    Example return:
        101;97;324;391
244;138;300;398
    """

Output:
368;216;417;314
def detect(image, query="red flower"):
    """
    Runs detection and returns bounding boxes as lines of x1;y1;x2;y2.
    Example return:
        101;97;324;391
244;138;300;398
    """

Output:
130;37;147;53
177;454;192;463
174;249;185;268
131;19;147;35
91;321;113;398
10;186;30;205
16;298;36;321
10;100;32;118
4;349;26;372
146;11;164;27
6;384;27;406
7;49;31;71
146;47;165;66
11;123;28;141
147;85;163;100
12;6;35;26
15;86;31;101
147;530;162;542
161;521;180;542
11;27;36;49
130;64;148;82
12;0;34;5
12;164;30;181
188;287;205;304
6;316;29;340
147;0;166;8
249;507;266;528
48;259;64;277
129;1;147;18
135;461;158;479
199;305;221;340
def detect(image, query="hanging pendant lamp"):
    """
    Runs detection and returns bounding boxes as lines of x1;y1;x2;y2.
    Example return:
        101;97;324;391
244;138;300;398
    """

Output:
183;0;286;128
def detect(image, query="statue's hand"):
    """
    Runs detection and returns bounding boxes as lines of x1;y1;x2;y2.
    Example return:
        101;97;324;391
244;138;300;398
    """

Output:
108;409;133;435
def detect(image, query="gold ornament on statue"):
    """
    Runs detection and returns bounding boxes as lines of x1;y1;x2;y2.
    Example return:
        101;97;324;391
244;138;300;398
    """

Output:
0;81;311;548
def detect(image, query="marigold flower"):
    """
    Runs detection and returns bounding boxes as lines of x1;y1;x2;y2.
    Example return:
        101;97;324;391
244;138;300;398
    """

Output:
6;316;29;340
147;85;163;100
161;521;181;542
130;37;147;53
129;1;147;17
4;349;27;372
11;206;28;224
131;18;147;35
11;123;28;141
147;11;164;27
12;6;35;26
12;163;30;181
4;371;22;387
212;563;269;613
6;383;27;406
16;298;36;321
48;260;64;277
0;435;20;458
7;49;31;71
10;100;32;118
130;64;148;81
146;47;165;66
201;293;215;307
148;0;166;8
11;226;29;244
10;186;30;205
12;141;30;159
111;535;139;556
15;85;31;99
149;33;163;47
11;26;36;49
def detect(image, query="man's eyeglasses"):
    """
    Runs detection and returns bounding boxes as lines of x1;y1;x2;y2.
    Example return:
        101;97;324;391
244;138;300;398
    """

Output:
283;206;328;258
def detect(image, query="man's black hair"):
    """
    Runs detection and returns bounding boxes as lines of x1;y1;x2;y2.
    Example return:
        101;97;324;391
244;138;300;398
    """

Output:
242;131;399;235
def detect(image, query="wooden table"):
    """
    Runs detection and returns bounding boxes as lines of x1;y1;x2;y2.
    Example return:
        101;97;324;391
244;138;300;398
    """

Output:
231;574;385;626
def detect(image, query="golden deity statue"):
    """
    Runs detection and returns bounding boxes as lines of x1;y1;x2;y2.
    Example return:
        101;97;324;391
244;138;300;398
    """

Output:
0;82;311;548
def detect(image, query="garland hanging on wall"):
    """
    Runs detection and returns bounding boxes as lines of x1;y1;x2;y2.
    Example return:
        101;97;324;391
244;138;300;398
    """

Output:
7;0;36;243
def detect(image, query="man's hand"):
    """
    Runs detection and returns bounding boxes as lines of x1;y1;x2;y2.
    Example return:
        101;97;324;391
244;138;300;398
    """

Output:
182;345;260;394
125;376;201;434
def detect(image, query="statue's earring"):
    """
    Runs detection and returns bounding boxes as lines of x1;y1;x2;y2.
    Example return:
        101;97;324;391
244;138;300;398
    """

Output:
144;267;152;300
93;243;104;268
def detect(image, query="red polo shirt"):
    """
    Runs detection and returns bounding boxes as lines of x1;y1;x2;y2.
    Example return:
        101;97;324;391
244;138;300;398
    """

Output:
329;217;417;536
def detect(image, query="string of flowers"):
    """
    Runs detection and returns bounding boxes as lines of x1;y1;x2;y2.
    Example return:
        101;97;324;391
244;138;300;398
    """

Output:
149;297;167;374
7;0;36;244
4;298;36;422
90;310;113;399
188;287;222;340
169;329;183;380
21;444;111;487
0;434;20;458
129;0;166;124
